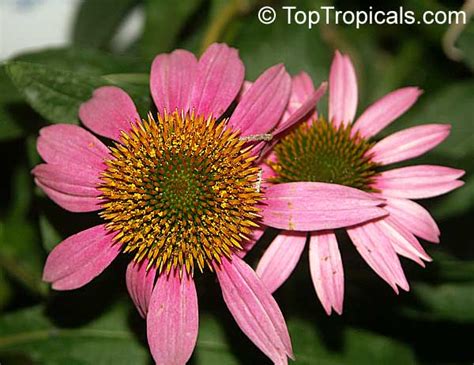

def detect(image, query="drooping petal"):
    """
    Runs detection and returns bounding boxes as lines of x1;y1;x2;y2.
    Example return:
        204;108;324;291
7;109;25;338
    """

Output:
261;182;387;231
254;82;327;157
79;86;140;141
33;163;101;193
150;49;198;114
260;161;277;184
228;64;291;137
352;87;422;138
190;43;244;119
37;124;109;171
126;260;157;318
256;231;306;293
384;197;440;243
216;256;293;364
43;224;120;290
347;221;409;293
35;124;109;212
259;82;327;159
35;179;102;212
309;231;344;315
33;163;102;212
147;271;198;365
328;51;358;127
238;80;253;99
274;82;327;136
237;226;265;258
369;124;451;165
378;217;432;266
287;72;315;114
374;165;465;199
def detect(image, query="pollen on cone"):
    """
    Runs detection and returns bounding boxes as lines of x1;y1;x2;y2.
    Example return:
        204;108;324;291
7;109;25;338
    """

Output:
99;112;262;276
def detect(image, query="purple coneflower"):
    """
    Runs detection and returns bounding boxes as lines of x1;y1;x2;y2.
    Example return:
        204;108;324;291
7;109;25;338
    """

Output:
255;51;464;316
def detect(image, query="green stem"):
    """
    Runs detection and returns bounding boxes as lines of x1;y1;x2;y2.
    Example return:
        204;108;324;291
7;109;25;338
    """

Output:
0;255;47;298
0;328;129;348
200;0;246;54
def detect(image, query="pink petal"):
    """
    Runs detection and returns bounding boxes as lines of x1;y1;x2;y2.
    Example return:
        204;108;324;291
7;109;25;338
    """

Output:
328;51;358;127
374;165;465;199
150;49;198;114
37;124;109;171
126;260;157;318
35;124;109;212
378;217;432;266
33;163;100;196
256;231;306;293
287;72;315;114
237;226;265;259
274;82;327;136
190;43;244;119
33;163;101;192
260;161;277;184
79;86;140;141
309;231;344;315
259;82;327;159
369;124;451;165
216;256;293;364
35;178;101;212
147;271;198;365
33;163;102;213
228;64;291;137
352;87;422;138
261;182;387;231
347;221;409;293
238;80;253;99
43;224;120;290
384;197;440;243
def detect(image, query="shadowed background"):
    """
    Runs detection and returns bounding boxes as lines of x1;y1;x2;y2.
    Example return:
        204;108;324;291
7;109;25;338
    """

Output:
0;0;473;364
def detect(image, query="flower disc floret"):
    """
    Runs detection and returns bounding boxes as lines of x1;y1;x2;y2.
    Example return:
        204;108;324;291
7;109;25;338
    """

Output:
100;111;262;275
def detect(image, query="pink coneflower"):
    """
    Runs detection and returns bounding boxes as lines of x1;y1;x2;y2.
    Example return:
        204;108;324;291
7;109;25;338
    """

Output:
33;44;385;364
255;51;465;315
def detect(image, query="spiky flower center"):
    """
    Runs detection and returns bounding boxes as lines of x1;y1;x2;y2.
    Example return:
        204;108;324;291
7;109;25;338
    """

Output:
270;117;379;191
99;112;261;275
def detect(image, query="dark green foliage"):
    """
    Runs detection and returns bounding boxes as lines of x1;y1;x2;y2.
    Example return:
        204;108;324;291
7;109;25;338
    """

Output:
1;0;473;363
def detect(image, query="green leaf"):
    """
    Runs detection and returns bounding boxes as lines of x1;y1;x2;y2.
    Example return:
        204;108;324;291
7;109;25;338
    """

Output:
194;314;240;364
411;282;474;322
231;8;331;83
430;252;474;282
141;0;204;59
0;268;12;311
288;319;416;365
0;66;38;141
194;314;416;364
72;0;139;50
433;173;474;219
411;81;474;161
0;166;45;296
457;19;474;72
13;47;148;76
0;304;149;364
5;61;151;124
103;73;149;85
39;214;63;253
5;61;106;124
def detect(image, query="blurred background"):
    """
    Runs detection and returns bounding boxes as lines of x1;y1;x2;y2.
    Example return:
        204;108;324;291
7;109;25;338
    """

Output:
0;0;473;364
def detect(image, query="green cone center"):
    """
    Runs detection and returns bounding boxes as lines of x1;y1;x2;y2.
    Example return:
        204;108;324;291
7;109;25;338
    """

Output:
270;117;379;191
158;160;203;213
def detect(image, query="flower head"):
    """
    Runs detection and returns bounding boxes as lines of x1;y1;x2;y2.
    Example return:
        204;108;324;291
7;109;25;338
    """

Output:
33;43;314;364
255;51;464;315
100;112;261;275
